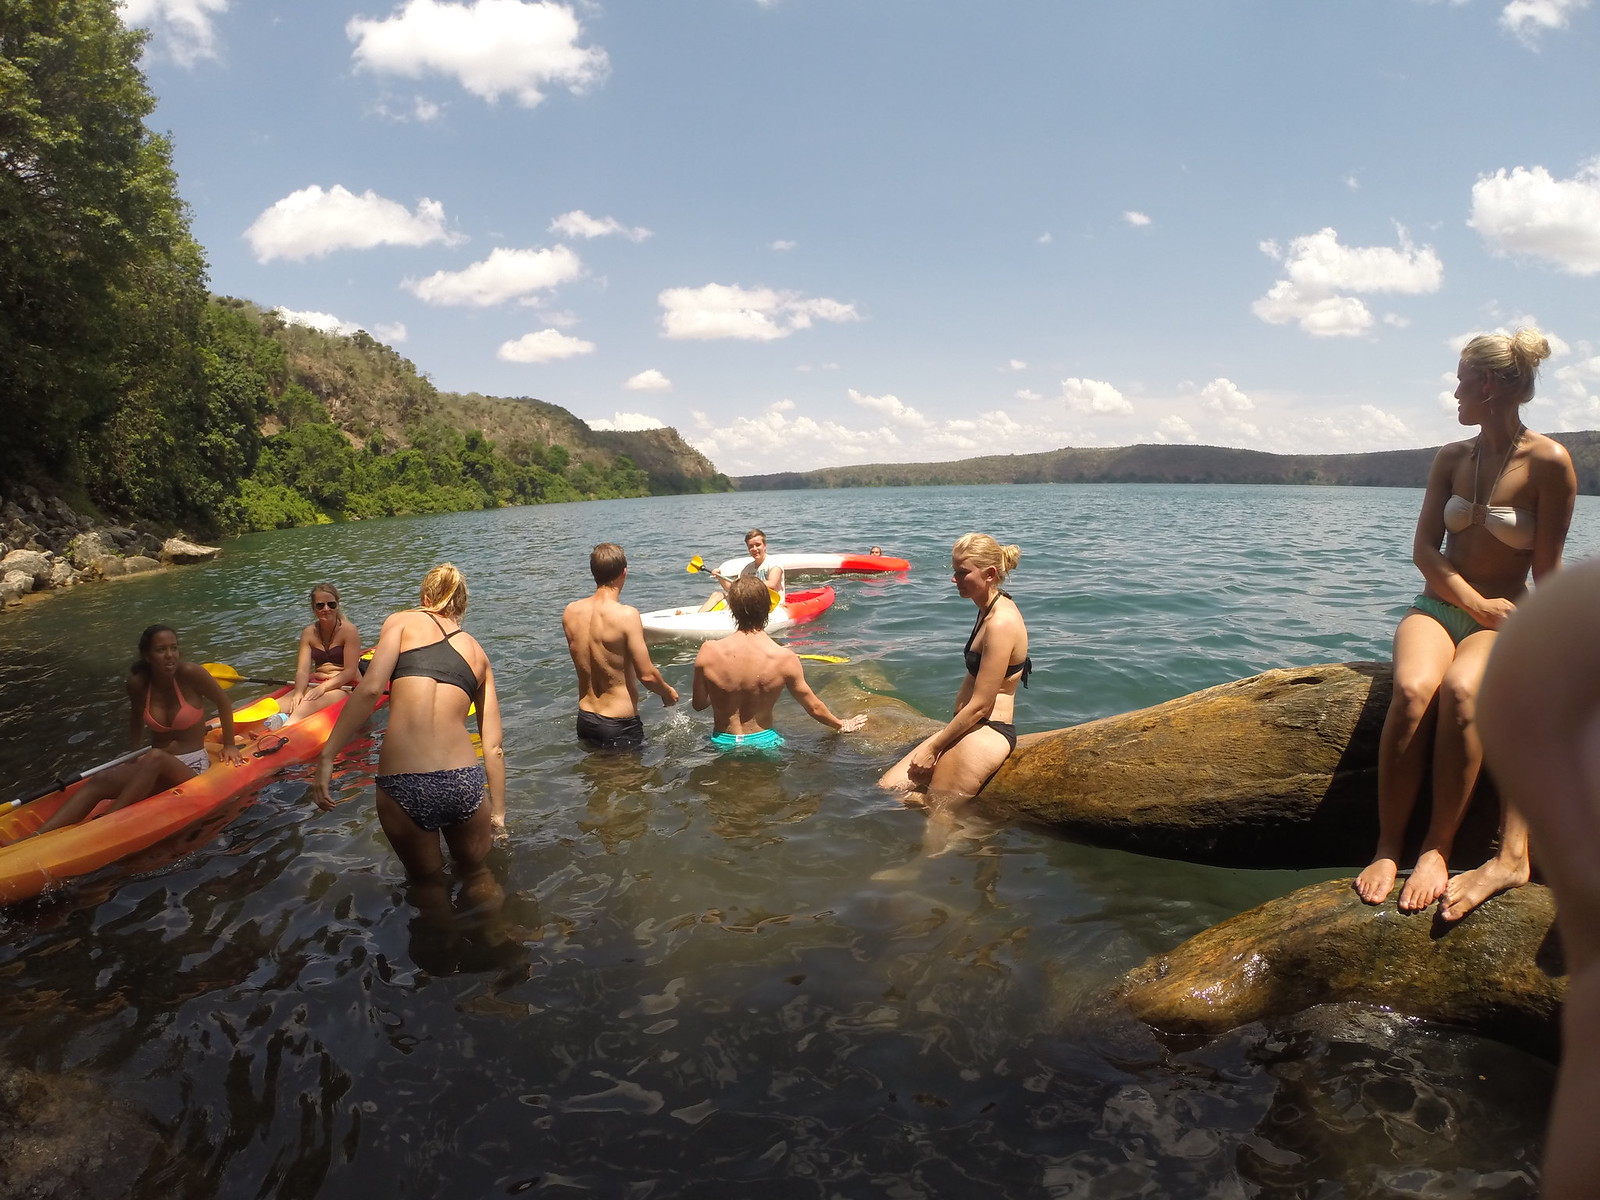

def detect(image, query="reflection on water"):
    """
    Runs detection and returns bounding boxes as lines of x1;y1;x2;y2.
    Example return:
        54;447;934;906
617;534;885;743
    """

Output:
2;485;1585;1196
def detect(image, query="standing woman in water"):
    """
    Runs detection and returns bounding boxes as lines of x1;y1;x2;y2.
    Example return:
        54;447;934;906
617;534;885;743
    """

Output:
1354;329;1575;918
880;532;1030;801
312;564;505;900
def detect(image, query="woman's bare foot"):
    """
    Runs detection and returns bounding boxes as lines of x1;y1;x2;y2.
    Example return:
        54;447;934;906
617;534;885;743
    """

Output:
1439;854;1531;922
1398;848;1451;912
1354;856;1399;904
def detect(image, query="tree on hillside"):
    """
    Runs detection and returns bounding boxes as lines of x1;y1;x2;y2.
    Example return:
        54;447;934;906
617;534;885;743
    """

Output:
1;0;252;525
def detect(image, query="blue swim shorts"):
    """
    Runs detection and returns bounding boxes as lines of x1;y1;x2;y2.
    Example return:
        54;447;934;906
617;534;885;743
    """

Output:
708;727;786;753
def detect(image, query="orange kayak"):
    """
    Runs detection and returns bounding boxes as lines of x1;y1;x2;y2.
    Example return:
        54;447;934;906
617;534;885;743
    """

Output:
0;682;384;904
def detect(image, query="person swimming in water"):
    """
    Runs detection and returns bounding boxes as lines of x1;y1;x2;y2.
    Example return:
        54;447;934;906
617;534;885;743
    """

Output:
32;624;245;836
312;564;506;900
1353;329;1576;919
878;532;1030;801
692;574;864;750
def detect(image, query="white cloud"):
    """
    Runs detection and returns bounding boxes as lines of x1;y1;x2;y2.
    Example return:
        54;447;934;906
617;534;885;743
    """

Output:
624;369;672;392
769;239;796;252
1015;388;1043;402
1252;225;1443;337
245;186;462;263
1553;354;1600;428
406;245;583;306
274;307;362;337
1002;359;1027;372
372;322;408;343
691;403;891;467
1061;377;1133;415
588;412;666;431
848;389;930;428
1155;415;1197;443
1469;160;1600;276
658;283;860;341
1200;378;1254;413
1123;211;1151;227
348;0;608;107
550;209;651;242
119;0;228;65
1500;0;1592;45
1037;232;1053;245
498;328;595;362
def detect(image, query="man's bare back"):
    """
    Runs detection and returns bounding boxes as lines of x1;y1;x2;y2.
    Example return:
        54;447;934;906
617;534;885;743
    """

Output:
564;546;677;750
693;629;863;738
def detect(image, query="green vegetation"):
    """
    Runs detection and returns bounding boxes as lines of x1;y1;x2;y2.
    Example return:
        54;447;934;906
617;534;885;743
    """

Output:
1;0;727;537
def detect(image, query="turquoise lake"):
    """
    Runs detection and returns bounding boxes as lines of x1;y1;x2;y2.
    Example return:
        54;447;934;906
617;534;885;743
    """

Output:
3;483;1597;1197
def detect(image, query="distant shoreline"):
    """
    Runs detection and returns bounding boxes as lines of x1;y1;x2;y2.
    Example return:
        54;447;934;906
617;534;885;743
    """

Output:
734;431;1600;496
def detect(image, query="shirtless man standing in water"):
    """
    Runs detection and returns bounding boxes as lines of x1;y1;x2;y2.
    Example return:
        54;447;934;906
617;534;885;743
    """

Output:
693;575;864;750
563;543;678;750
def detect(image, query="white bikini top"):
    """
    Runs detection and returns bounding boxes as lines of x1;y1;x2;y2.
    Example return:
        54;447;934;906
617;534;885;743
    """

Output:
1443;430;1536;551
1442;495;1536;550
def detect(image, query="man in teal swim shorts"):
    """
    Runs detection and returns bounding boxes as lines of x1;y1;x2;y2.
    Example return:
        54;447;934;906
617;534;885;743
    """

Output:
693;575;865;750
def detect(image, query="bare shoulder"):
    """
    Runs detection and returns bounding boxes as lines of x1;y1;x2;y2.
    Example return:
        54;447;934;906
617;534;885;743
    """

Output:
1526;431;1573;466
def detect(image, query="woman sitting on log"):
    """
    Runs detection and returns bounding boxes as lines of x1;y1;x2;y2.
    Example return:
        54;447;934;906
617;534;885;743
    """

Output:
1354;328;1575;918
879;532;1030;802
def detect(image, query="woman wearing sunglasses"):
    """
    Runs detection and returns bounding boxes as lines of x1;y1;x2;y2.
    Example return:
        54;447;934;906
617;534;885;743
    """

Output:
284;583;363;725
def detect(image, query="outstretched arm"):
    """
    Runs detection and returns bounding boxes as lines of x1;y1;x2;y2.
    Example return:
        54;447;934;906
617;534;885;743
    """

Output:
782;655;864;732
476;663;507;833
626;613;678;705
192;664;244;765
311;613;401;811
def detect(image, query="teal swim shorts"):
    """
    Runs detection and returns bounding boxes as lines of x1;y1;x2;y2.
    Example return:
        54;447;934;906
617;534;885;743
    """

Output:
709;727;786;752
1410;594;1488;645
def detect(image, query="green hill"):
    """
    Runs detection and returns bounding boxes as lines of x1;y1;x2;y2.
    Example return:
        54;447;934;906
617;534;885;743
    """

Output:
735;433;1600;496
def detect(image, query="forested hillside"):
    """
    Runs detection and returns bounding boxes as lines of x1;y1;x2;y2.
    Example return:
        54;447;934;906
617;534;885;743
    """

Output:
0;2;726;538
737;434;1600;496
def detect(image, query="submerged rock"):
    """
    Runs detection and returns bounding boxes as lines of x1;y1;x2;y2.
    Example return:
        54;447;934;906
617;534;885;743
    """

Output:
976;662;1501;869
1111;877;1565;1058
0;1059;183;1198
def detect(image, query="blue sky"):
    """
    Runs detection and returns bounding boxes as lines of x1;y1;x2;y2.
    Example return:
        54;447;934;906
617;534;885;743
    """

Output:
122;0;1600;476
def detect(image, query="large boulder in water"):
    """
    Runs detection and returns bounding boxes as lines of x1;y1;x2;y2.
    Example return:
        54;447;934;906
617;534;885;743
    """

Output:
1110;878;1565;1058
975;661;1501;869
160;536;220;565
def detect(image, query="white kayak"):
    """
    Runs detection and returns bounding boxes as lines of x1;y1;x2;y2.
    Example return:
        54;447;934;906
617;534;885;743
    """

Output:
715;551;911;578
641;587;836;643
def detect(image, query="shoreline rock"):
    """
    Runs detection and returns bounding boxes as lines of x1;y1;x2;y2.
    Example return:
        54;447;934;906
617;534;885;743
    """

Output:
1110;877;1566;1058
1;486;220;612
976;661;1502;869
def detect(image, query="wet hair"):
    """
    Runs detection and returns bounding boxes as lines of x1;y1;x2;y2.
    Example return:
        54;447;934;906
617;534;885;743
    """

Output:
1460;328;1552;404
952;532;1021;580
309;582;341;607
728;574;772;632
419;563;468;618
745;528;767;546
590;543;627;585
131;623;177;678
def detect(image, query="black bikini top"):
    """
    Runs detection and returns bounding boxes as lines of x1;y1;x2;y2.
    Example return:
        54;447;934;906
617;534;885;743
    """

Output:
390;612;479;697
962;591;1031;686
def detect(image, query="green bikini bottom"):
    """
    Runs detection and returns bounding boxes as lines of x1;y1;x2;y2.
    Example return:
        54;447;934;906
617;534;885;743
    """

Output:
1411;594;1488;645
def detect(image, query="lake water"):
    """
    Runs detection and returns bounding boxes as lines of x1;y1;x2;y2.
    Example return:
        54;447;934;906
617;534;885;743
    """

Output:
3;483;1596;1197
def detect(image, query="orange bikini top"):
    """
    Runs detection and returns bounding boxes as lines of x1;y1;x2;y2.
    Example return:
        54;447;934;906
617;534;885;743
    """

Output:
144;679;205;733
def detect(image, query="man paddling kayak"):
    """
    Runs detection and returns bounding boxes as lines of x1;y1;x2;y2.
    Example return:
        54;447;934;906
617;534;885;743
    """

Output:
31;625;245;837
699;528;785;611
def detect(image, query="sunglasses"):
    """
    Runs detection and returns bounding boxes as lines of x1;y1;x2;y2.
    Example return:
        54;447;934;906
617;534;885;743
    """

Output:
314;600;339;610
